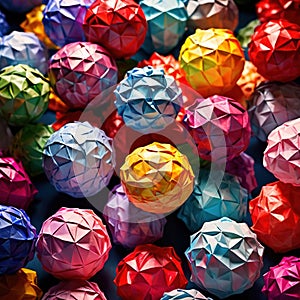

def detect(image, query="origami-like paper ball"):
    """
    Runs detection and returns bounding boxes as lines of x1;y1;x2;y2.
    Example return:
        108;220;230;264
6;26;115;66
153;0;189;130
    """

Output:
0;268;42;300
0;205;37;275
114;67;183;133
114;244;188;300
263;118;300;186
179;28;245;97
10;124;54;177
83;0;147;59
139;0;188;54
37;207;112;280
237;19;260;49
248;19;300;82
43;121;115;198
120;142;194;214
103;184;167;248
161;289;212;300
49;42;118;109
0;0;42;13
184;95;251;162
185;217;264;299
186;0;239;32
0;9;9;37
249;181;300;253
262;256;300;299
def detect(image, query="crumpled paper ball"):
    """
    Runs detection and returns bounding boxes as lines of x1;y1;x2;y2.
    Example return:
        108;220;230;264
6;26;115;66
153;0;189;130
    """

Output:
0;205;37;275
0;0;42;13
263;118;300;186
184;95;251;162
114;66;183;133
0;268;42;300
186;0;238;32
0;31;48;74
185;217;264;299
103;184;167;249
0;9;9;37
43;121;115;198
49;41;118;109
139;0;188;54
43;0;95;48
42;280;107;300
114;244;188;300
237;19;260;49
120;141;194;214
10;124;54;177
179;28;245;97
36;207;112;280
262;256;300;299
249;181;300;253
83;0;147;59
161;289;212;300
0;64;50;127
248;19;300;82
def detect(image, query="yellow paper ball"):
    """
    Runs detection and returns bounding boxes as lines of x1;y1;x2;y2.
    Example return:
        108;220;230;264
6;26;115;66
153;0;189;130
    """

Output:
120;142;195;214
179;28;245;97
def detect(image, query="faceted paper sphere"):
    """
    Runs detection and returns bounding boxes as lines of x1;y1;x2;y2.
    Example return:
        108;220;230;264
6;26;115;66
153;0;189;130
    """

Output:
43;121;115;198
179;28;245;97
120;142;194;214
185;217;264;299
83;0;147;59
114;67;183;133
114;244;188;300
0;0;42;13
249;181;300;253
36;207;112;280
262;256;300;299
0;9;9;37
0;205;37;275
248;19;300;82
161;289;212;300
49;42;118;109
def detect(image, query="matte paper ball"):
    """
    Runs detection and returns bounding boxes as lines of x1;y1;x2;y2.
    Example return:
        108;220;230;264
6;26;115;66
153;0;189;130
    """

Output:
103;184;167;249
120;142;194;214
139;0;188;54
249;181;300;253
114;66;183;133
185;217;264;299
248;19;300;82
43;121;115;198
0;9;9;37
48;41;118;109
0;205;37;275
114;244;188;300
10;124;54;177
0;0;42;13
184;95;251;162
161;289;212;300
179;28;245;97
36;207;112;280
83;0;147;59
262;256;300;299
0;64;50;127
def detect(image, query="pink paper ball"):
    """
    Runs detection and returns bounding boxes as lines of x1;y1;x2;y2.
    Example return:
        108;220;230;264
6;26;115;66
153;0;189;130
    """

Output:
36;207;111;280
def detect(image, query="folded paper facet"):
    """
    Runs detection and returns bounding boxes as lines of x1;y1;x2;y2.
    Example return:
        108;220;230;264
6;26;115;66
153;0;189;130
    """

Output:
0;9;9;37
120;142;194;214
114;244;188;300
185;217;264;299
0;0;42;13
49;41;118;109
43;121;115;198
37;207;112;280
237;19;260;49
161;289;213;300
0;205;37;275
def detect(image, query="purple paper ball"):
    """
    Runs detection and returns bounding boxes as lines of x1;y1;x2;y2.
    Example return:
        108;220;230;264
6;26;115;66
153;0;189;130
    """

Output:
0;0;42;13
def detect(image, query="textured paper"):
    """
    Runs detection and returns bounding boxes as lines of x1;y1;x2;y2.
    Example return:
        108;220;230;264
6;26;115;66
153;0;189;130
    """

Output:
161;289;213;300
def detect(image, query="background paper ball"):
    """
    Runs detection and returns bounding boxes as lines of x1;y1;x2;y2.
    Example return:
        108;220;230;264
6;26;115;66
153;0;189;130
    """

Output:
114;244;188;300
237;19;260;50
48;42;118;109
161;289;212;300
114;66;183;133
120;141;194;214
0;0;42;13
36;207;112;280
248;19;300;82
0;205;37;275
185;217;264;299
43;121;115;198
179;28;245;97
103;184;167;249
0;9;9;37
83;0;147;59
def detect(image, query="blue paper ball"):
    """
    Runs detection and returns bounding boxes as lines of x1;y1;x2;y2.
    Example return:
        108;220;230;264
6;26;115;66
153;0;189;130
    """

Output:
0;205;37;275
0;10;9;37
114;66;183;133
43;121;115;198
0;0;42;13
